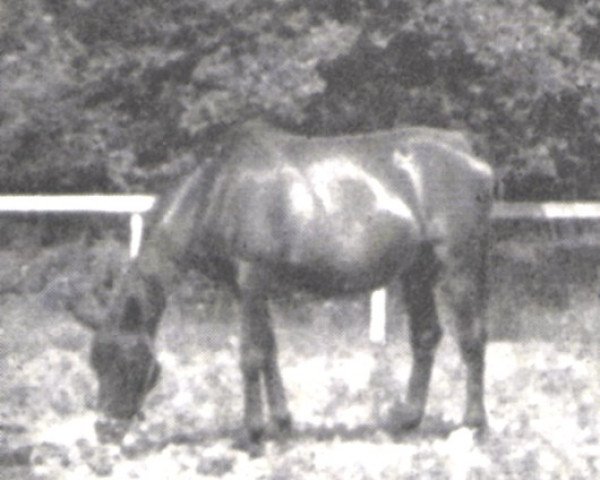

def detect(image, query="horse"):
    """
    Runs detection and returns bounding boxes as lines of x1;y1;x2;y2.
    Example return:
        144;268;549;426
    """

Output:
73;120;494;451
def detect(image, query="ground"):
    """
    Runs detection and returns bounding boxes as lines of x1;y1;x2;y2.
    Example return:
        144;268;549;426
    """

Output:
0;242;599;479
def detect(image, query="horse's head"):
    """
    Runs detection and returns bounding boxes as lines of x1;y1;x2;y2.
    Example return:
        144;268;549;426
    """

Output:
90;297;162;442
71;272;166;443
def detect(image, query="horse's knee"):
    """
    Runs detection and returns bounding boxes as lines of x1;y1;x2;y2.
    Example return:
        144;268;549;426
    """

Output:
240;331;279;369
457;327;487;361
445;272;487;318
240;347;267;379
411;323;442;359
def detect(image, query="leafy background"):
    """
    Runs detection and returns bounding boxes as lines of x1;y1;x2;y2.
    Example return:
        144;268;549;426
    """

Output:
2;0;600;199
2;3;600;478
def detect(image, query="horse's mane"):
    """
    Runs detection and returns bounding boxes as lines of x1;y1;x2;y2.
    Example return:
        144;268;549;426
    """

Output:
219;119;290;163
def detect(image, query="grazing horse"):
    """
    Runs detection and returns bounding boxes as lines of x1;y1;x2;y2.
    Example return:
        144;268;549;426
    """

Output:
76;121;493;449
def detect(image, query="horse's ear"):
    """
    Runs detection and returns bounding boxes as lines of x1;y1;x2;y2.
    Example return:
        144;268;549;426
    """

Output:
120;296;145;332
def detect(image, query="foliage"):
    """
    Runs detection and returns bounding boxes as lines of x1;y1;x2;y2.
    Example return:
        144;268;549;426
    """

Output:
2;0;600;198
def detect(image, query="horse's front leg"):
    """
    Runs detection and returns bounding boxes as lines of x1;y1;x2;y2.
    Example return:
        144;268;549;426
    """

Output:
239;294;267;447
238;289;291;452
262;323;292;436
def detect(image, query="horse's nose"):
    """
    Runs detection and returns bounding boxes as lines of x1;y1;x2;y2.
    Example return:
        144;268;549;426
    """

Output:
94;416;131;444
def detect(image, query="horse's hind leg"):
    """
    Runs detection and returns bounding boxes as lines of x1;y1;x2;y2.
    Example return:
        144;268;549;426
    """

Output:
447;267;488;430
442;241;488;430
387;246;442;433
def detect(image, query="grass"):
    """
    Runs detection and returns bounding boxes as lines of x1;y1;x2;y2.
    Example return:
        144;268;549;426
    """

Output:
0;238;599;478
1;285;599;479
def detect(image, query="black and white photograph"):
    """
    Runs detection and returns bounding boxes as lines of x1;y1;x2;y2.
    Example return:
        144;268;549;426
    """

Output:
0;1;599;478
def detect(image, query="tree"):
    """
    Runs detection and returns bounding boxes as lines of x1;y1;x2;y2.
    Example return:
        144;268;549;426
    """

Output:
2;0;600;199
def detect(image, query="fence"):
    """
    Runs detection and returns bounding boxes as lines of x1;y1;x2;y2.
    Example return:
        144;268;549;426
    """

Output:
0;195;156;258
369;201;600;343
2;195;599;343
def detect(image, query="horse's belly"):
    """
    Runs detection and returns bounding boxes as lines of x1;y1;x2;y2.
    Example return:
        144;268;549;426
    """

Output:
279;210;420;292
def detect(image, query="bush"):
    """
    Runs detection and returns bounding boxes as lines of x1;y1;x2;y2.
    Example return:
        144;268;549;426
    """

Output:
2;1;600;198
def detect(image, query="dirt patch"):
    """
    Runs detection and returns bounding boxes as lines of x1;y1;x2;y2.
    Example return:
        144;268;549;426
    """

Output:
1;286;598;479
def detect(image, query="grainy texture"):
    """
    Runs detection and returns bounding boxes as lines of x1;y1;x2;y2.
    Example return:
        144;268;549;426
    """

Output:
0;245;598;478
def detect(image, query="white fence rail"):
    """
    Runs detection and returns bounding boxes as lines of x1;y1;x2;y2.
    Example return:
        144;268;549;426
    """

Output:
0;195;156;258
0;195;156;214
370;201;600;344
3;196;599;343
492;201;600;220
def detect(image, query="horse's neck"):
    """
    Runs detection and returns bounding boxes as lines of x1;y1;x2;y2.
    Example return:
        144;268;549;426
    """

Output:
134;165;209;285
114;263;167;337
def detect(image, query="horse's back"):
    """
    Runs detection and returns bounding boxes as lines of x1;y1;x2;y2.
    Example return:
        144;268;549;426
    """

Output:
153;122;492;293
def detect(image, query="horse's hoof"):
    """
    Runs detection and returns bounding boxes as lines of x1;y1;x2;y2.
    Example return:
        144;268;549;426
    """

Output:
232;428;265;457
463;419;488;442
94;418;130;444
244;440;265;458
382;402;423;437
272;414;293;438
463;410;487;431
